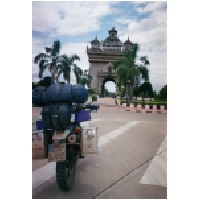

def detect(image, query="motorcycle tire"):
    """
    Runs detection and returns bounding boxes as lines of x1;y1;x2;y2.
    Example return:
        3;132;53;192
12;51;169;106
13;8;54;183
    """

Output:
56;151;77;191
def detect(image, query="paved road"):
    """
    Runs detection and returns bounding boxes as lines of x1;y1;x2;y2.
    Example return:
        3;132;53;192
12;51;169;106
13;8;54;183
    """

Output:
32;98;167;199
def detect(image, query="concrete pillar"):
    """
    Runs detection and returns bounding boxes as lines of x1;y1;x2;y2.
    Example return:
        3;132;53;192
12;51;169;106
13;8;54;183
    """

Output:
153;105;157;110
160;105;165;110
145;105;150;110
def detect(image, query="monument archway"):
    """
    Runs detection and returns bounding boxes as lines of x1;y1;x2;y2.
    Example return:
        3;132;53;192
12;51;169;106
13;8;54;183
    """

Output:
87;26;134;96
101;78;117;97
97;71;119;97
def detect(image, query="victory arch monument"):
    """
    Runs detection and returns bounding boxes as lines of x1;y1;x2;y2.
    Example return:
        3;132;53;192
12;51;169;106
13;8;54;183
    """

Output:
87;26;134;97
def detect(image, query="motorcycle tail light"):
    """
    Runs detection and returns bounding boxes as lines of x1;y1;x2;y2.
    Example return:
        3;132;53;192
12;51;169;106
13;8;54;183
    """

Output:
75;127;81;134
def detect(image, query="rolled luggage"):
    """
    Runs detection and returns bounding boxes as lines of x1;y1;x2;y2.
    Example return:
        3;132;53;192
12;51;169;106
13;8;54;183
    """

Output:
42;103;72;129
71;84;88;103
32;86;47;106
45;84;88;103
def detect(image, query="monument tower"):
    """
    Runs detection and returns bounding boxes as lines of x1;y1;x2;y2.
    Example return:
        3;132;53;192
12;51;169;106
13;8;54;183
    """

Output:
87;26;133;97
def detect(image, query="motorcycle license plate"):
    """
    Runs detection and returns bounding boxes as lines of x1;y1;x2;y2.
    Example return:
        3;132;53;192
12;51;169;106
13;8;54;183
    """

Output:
48;140;66;162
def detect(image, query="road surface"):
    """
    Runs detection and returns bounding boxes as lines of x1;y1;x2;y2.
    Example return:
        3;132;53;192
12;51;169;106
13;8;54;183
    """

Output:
32;97;167;199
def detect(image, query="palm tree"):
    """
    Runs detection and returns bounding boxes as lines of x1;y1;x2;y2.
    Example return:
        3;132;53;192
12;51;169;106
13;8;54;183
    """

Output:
78;70;92;87
34;40;61;84
57;55;80;84
34;53;50;78
113;44;139;100
34;40;82;84
139;56;150;82
113;45;150;100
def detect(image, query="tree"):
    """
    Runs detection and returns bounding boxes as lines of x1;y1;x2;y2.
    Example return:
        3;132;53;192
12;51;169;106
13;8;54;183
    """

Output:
57;55;80;84
79;70;92;88
37;76;51;87
132;87;140;98
113;44;150;100
32;77;52;90
34;40;81;84
74;66;83;84
34;53;49;79
139;56;150;82
139;82;154;98
32;82;38;90
104;88;109;97
34;40;61;84
159;85;167;99
113;44;139;100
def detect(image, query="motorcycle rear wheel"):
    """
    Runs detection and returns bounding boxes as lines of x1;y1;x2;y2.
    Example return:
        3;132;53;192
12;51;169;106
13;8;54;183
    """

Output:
56;158;76;191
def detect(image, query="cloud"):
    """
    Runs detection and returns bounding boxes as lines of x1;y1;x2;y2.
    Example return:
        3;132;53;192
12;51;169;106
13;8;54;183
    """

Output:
32;1;113;36
116;18;133;25
116;1;167;90
60;42;89;70
32;37;50;82
32;1;167;91
32;37;46;58
136;1;166;14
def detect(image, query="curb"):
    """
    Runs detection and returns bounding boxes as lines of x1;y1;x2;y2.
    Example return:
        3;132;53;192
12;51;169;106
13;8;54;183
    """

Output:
133;109;167;114
123;104;167;110
123;103;167;114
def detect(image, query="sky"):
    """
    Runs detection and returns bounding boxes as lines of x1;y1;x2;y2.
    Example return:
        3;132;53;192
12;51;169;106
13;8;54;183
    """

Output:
32;1;167;92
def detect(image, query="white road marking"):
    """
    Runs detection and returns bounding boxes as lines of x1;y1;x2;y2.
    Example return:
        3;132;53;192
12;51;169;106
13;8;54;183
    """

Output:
90;119;103;122
32;162;56;190
99;121;140;147
32;120;140;190
140;135;167;187
80;119;103;128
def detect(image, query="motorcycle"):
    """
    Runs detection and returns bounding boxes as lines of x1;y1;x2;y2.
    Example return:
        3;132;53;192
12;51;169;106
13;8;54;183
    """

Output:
43;103;98;191
33;84;98;191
